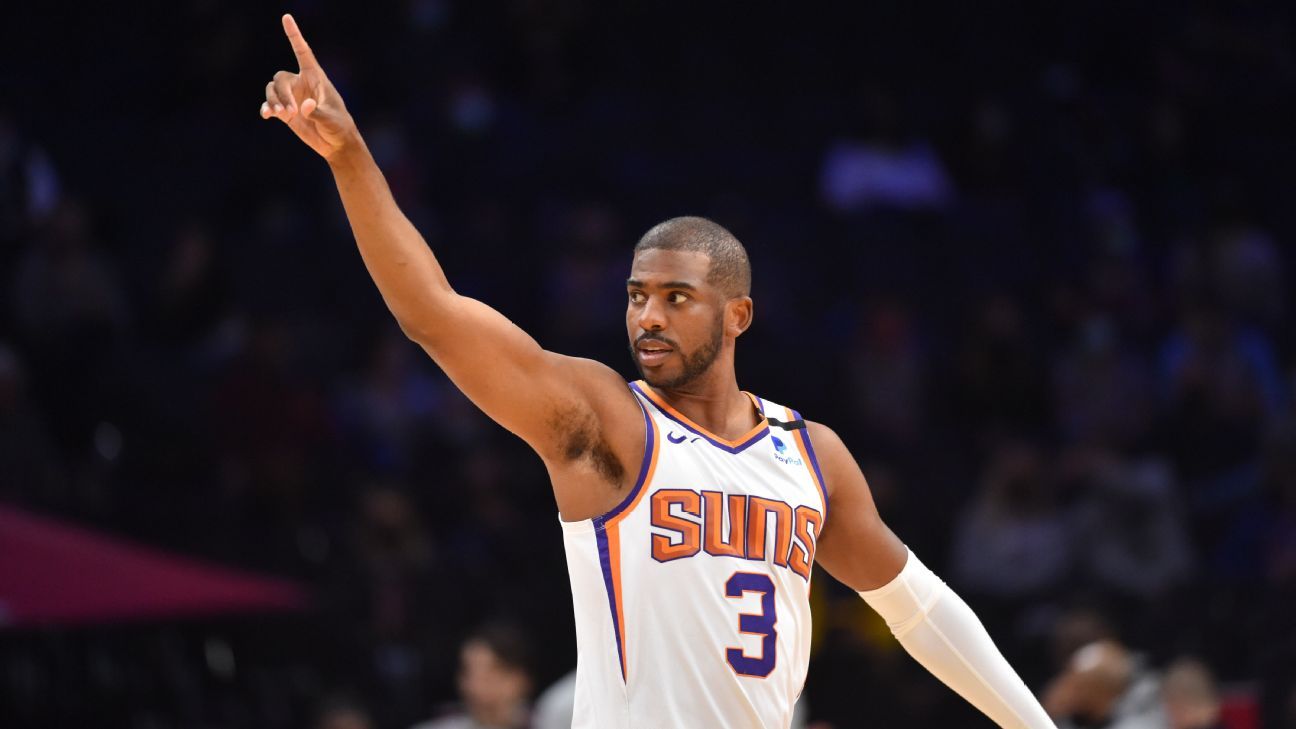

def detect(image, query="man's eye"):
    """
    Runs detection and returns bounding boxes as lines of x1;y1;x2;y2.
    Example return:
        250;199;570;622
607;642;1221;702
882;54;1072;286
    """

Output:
668;292;688;304
629;291;645;303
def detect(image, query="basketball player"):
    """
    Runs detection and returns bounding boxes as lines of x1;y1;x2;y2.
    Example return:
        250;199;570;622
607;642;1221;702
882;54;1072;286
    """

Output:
260;14;1056;729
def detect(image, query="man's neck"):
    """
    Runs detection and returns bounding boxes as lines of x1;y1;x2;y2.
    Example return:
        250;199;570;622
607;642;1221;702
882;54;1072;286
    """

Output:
648;374;761;440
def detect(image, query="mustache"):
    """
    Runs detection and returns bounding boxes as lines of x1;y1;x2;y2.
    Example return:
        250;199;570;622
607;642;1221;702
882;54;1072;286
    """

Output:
635;333;678;349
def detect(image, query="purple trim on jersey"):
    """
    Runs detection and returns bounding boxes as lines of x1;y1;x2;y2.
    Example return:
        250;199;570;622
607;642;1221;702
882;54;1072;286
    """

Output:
593;386;657;526
585;384;657;684
792;409;829;518
630;382;770;454
594;527;627;681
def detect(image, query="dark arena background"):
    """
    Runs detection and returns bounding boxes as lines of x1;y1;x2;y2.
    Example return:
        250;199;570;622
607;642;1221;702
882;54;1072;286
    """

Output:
2;2;1295;728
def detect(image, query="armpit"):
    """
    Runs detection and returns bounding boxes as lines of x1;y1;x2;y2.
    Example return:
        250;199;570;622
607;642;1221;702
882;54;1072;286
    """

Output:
551;405;627;487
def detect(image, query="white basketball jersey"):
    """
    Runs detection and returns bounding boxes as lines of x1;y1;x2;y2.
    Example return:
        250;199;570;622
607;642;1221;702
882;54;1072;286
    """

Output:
560;381;829;729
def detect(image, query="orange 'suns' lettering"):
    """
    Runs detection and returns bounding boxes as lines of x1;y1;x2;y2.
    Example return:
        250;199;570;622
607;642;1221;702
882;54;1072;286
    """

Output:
788;505;823;581
703;491;747;558
746;497;793;566
651;489;702;562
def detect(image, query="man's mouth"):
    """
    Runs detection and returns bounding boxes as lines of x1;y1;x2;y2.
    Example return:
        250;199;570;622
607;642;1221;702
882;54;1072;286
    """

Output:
636;340;674;365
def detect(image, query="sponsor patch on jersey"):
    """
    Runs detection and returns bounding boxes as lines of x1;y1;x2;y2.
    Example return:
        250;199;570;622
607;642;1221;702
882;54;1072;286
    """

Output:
770;436;803;466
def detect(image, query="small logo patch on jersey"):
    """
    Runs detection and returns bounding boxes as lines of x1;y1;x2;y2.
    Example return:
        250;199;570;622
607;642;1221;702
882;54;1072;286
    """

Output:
770;436;803;466
667;431;701;445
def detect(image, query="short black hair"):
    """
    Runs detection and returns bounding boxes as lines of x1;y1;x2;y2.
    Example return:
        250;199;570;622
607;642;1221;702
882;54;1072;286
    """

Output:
633;216;751;298
465;621;534;676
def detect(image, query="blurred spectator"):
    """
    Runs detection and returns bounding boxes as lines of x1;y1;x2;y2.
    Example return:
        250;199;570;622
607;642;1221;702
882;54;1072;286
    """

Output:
12;199;130;347
1071;451;1194;601
846;300;927;449
210;315;335;565
316;697;378;729
10;198;131;453
532;670;576;729
1161;658;1223;729
1158;301;1284;487
1047;607;1119;676
0;111;60;251
1170;225;1285;331
152;222;230;351
1044;640;1167;729
1258;422;1296;583
949;294;1050;435
325;486;461;727
410;622;534;729
540;201;626;352
950;439;1072;601
1052;316;1154;448
335;330;447;476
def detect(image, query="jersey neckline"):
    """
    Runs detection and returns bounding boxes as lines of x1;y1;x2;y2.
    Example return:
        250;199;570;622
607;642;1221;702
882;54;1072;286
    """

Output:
630;380;770;454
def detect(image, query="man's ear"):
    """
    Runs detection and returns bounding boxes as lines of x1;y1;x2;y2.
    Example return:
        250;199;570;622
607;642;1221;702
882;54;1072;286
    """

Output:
726;297;753;337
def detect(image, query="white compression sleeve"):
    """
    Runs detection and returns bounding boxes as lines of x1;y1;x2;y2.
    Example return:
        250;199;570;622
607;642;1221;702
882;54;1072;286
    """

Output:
858;549;1056;729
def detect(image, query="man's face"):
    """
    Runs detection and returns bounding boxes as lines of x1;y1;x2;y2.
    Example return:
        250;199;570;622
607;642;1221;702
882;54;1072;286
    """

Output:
626;248;726;389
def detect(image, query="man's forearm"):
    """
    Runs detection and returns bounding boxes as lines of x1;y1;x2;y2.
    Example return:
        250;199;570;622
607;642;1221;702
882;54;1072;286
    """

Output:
326;139;454;341
859;549;1056;728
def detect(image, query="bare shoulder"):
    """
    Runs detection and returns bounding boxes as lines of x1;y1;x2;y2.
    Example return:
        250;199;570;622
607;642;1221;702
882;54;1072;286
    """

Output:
555;355;642;428
802;419;907;590
804;420;847;453
803;420;851;499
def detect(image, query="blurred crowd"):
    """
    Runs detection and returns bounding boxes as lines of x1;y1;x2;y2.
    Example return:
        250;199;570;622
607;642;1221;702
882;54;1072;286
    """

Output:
3;1;1296;728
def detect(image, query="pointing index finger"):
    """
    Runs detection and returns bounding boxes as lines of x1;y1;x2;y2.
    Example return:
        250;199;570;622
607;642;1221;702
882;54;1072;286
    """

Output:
282;14;319;71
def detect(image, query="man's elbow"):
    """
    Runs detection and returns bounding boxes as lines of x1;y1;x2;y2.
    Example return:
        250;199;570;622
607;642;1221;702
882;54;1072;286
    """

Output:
396;316;433;345
393;292;458;347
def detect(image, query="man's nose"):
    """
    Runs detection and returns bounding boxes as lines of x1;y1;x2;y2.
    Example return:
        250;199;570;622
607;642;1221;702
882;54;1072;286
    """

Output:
637;297;667;331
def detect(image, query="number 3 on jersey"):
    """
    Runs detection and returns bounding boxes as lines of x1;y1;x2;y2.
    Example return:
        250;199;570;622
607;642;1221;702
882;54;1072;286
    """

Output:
724;572;777;677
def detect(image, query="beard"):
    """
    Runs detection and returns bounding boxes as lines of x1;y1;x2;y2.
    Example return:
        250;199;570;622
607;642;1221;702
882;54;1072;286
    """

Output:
630;317;724;390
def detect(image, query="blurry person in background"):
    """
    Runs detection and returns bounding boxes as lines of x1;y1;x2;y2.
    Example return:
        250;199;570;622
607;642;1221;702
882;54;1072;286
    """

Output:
1071;450;1193;602
1259;422;1296;582
335;329;447;476
1044;639;1165;729
323;485;462;728
1047;607;1118;673
951;294;1049;435
12;198;131;451
0;110;61;253
845;300;927;452
1052;316;1154;450
1158;299;1283;508
950;438;1073;603
411;622;533;729
1160;658;1223;729
531;669;576;729
12;198;130;351
152;221;230;352
315;696;377;729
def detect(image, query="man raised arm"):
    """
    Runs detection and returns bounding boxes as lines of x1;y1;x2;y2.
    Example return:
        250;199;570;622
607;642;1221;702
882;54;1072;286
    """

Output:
260;14;643;521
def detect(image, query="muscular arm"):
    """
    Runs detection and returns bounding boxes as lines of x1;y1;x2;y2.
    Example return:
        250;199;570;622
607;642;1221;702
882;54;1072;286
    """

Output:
807;421;908;590
808;421;1056;729
260;15;638;517
324;142;623;457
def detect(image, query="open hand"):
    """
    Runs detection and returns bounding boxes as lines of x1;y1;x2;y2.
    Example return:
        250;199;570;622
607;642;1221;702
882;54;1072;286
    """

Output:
260;14;355;159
